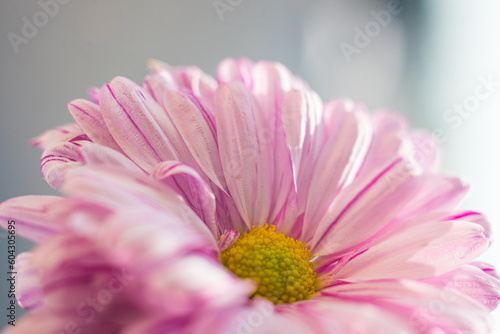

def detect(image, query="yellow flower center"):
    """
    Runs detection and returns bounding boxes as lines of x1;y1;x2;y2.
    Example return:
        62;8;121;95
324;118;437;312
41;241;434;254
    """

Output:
220;225;318;304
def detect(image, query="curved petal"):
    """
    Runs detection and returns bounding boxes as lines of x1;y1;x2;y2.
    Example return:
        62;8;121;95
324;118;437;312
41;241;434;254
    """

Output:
181;297;414;334
395;174;469;223
87;86;100;104
421;264;500;311
40;141;83;189
311;157;422;256
61;166;217;248
331;219;488;281
444;211;493;242
164;91;225;190
143;70;178;109
250;61;296;224
322;279;493;333
217;229;240;252
40;140;142;189
174;66;218;115
15;252;43;310
301;101;372;241
214;82;274;228
0;196;63;242
99;77;179;172
410;129;439;171
152;161;218;238
281;89;323;190
30;123;89;150
67;98;122;151
283;298;415;334
472;261;500;279
357;111;410;177
216;57;254;87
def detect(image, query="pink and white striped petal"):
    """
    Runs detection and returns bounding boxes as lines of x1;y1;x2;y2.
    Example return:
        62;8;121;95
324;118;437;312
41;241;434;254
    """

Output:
301;101;372;242
15;252;43;310
152;161;218;238
61;166;217;247
0;196;64;242
99;77;179;172
164;91;225;190
30;123;89;150
395;174;469;223
421;264;500;310
40;140;142;189
331;218;488;281
214;83;274;228
311;157;421;256
281;89;323;189
322;279;493;333
68;98;122;151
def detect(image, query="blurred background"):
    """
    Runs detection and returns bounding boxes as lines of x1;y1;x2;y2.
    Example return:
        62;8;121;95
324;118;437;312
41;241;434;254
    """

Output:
1;0;499;330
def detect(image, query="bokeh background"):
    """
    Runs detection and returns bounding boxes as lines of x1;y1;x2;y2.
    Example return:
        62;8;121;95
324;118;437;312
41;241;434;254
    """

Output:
1;0;499;331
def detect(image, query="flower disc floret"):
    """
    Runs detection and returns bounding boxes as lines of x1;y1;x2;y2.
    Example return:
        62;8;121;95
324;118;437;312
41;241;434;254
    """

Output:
220;225;318;304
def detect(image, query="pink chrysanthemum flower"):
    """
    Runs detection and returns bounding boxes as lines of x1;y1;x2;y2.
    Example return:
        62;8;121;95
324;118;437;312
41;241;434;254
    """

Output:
1;58;500;333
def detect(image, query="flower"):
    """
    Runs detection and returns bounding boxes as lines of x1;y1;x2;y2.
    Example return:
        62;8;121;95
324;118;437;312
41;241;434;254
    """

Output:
2;58;500;333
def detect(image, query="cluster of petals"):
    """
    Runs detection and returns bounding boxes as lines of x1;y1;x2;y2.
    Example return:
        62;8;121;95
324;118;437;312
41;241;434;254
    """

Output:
1;58;499;333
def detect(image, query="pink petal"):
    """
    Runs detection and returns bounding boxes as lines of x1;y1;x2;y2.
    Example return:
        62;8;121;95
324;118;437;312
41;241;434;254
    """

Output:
67;99;122;151
61;166;217;247
395;174;469;223
147;58;171;72
357;110;410;177
1;196;112;244
139;255;254;316
40;141;83;189
40;141;142;189
214;83;274;228
173;66;218;115
283;298;414;334
164;91;226;190
217;229;240;251
87;86;100;104
301;101;372;242
152;161;218;238
281;89;323;188
250;61;296;224
216;57;254;87
410;129;439;171
30;123;89;150
100;210;216;266
99;77;179;172
322;279;493;333
472;261;500;279
143;70;178;109
332;218;488;281
421;264;500;310
212;186;247;233
444;211;493;242
15;252;43;310
0;196;63;242
311;157;421;256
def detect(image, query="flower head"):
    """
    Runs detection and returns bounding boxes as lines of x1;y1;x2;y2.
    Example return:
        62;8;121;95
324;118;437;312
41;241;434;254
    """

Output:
1;58;499;333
